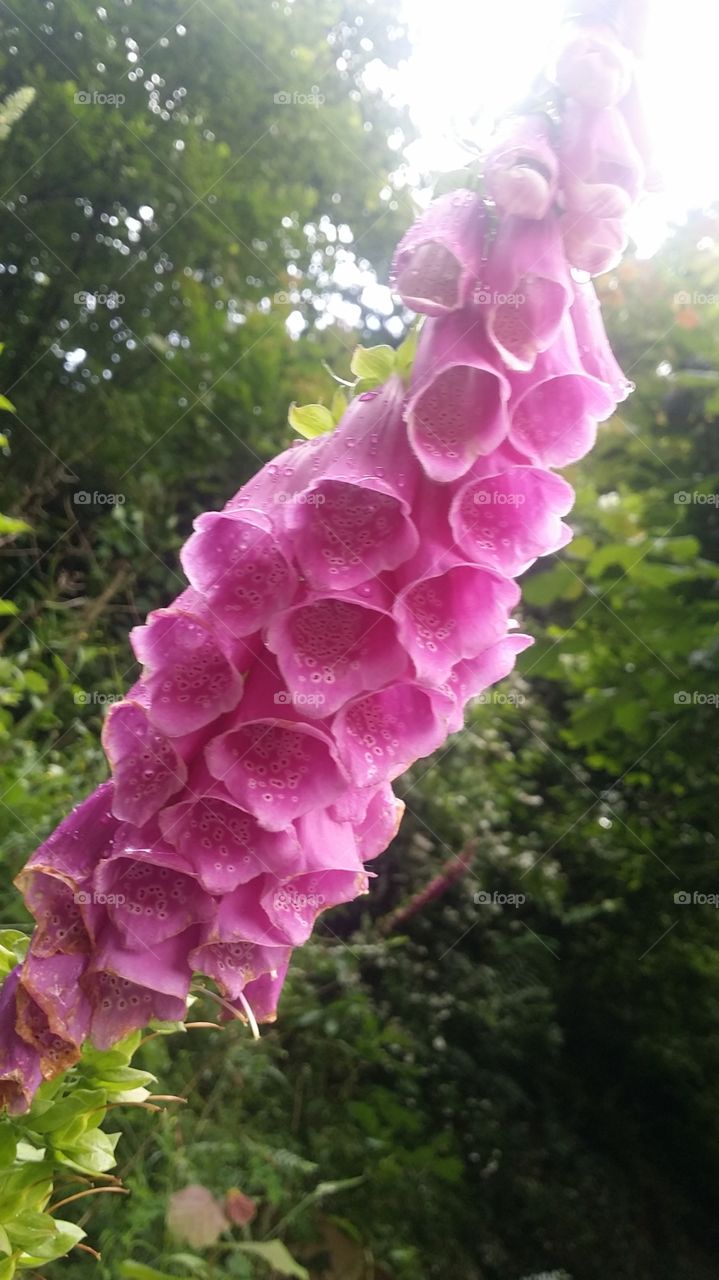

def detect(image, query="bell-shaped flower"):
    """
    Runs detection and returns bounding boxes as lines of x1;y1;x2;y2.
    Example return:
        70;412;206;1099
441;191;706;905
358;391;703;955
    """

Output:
205;696;347;831
283;379;420;590
190;936;291;1001
570;276;633;402
485;115;559;220
82;925;195;1048
551;22;633;109
393;563;520;684
435;633;534;733
391;189;487;315
14;868;93;957
450;467;574;575
333;683;450;787
480;214;573;371
0;968;43;1114
507;314;616;465
15;952;90;1077
16;782;118;892
181;509;297;640
92;842;215;949
406;310;510;481
266;590;408;720
159;769;300;893
130;608;243;736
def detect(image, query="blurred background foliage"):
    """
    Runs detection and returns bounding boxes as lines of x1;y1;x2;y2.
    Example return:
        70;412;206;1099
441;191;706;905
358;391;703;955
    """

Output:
1;2;719;1278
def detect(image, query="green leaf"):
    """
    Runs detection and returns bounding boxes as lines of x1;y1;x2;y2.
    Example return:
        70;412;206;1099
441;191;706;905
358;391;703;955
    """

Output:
0;1130;17;1169
0;515;31;536
119;1264;188;1280
55;1127;120;1174
522;564;585;607
6;1210;56;1252
0;601;18;616
350;344;396;384
287;402;334;439
234;1241;309;1279
0;930;29;978
0;396;15;414
16;1219;85;1265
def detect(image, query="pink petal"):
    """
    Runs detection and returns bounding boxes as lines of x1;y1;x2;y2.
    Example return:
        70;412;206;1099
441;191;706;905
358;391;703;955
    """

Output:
393;566;520;684
181;510;297;639
391;189;488;316
266;594;408;719
205;719;347;831
103;700;187;825
451;466;575;575
333;683;449;786
406;312;510;481
507;315;615;465
481;215;572;371
485;115;560;220
130;609;243;735
160;790;300;893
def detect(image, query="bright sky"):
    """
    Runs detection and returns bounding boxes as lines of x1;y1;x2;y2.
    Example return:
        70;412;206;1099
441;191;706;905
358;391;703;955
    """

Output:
388;0;719;254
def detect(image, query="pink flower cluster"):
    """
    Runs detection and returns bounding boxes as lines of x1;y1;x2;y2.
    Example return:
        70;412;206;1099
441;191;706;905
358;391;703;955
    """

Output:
0;15;646;1113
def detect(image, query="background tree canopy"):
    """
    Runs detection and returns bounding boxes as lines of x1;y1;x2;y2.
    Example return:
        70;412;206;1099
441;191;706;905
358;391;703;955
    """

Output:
1;2;718;1279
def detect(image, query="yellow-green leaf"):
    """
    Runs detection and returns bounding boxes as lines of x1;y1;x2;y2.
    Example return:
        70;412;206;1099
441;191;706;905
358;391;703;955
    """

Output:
350;344;396;384
288;402;335;439
0;514;31;536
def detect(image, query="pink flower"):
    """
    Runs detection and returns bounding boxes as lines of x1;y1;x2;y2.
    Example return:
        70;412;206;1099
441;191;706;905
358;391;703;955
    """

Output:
0;968;43;1114
406;310;510;480
103;700;187;825
450;467;575;575
507;315;617;466
485;115;560;220
181;510;297;640
391;190;487;316
130;609;244;735
480;215;573;371
283;379;420;590
551;22;634;109
5;21;647;1099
